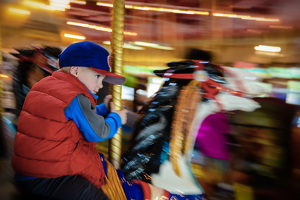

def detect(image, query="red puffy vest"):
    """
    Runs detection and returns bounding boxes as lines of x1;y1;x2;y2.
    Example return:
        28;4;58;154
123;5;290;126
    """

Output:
12;71;106;188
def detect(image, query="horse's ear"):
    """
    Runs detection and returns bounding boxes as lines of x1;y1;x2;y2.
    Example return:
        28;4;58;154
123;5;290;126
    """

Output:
15;49;35;56
153;69;168;77
10;53;21;58
42;46;62;59
154;60;201;78
167;60;194;69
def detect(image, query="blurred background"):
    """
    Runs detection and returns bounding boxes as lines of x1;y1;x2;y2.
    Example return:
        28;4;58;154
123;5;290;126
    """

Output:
1;0;300;199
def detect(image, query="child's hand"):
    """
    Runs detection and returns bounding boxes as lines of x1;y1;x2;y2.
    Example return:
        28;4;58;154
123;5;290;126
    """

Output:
103;95;112;110
110;102;128;125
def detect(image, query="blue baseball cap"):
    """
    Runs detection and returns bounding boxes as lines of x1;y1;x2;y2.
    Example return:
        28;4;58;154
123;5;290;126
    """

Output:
58;41;126;85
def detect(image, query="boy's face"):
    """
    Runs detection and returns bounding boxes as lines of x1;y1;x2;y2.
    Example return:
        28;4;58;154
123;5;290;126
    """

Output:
71;67;106;94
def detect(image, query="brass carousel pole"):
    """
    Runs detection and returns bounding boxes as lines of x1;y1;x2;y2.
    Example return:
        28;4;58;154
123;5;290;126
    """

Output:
0;23;3;118
109;0;125;168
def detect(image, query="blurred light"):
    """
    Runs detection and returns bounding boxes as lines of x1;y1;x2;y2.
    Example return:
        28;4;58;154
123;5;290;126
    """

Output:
97;2;113;7
49;0;71;9
153;46;174;50
49;0;69;3
97;2;209;15
23;0;65;11
70;1;86;4
147;77;164;97
103;41;145;50
269;25;293;29
125;32;138;36
8;8;31;15
122;86;134;101
254;45;281;53
64;33;86;40
134;41;174;50
67;21;91;27
134;41;158;47
213;13;280;22
23;0;46;7
50;0;70;3
66;21;137;36
50;2;71;9
123;65;168;76
121;43;145;50
0;74;10;79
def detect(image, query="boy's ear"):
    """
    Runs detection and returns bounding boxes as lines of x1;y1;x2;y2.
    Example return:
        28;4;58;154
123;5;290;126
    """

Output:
70;66;79;76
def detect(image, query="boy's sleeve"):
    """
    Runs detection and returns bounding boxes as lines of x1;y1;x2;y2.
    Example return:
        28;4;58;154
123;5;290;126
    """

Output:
64;94;122;142
96;103;108;116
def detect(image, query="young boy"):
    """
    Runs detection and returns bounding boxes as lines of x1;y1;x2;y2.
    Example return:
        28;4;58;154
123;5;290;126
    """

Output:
12;41;128;199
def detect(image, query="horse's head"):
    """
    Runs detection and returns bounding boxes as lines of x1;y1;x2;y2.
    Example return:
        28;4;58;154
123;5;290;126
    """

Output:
121;60;265;195
11;45;61;116
11;45;61;75
155;60;263;112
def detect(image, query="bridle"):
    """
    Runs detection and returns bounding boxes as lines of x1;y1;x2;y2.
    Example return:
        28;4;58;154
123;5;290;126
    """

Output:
162;60;248;110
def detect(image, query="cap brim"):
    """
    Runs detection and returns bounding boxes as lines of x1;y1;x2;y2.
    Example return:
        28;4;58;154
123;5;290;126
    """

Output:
90;67;126;85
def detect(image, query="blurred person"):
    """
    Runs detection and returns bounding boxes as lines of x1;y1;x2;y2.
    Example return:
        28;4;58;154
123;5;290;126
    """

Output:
11;41;128;200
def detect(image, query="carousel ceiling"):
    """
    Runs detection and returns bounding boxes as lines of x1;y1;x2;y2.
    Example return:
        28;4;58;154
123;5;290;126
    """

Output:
65;0;300;40
1;0;300;48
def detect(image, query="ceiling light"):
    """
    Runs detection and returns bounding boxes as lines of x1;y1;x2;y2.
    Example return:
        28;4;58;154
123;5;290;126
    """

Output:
97;2;113;7
50;0;70;3
133;41;174;50
97;2;209;15
0;74;10;79
64;33;86;40
103;41;144;50
213;13;280;22
153;46;174;50
70;1;86;4
123;43;145;50
134;41;159;48
254;45;281;53
8;8;30;15
23;0;65;11
50;2;71;9
66;21;137;36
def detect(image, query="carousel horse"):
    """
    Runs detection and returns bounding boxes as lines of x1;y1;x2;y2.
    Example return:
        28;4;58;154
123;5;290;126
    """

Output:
121;60;265;199
11;45;61;118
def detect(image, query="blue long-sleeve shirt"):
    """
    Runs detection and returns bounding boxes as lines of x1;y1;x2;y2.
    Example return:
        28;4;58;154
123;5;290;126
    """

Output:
64;93;122;142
